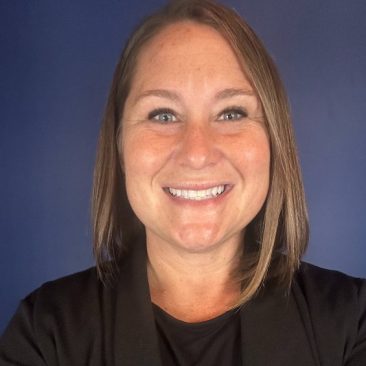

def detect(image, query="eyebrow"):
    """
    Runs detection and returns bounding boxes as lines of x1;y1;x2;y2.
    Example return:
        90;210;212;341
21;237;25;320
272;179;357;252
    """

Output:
215;88;255;99
132;88;255;105
132;89;180;105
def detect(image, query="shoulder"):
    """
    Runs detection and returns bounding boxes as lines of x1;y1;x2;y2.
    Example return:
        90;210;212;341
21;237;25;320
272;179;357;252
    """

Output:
293;262;366;363
0;267;107;363
297;261;365;288
41;266;99;291
27;266;100;307
294;261;366;318
295;261;366;302
23;266;105;331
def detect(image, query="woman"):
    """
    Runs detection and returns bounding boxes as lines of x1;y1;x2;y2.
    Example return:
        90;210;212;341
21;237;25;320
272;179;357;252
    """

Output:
1;0;365;365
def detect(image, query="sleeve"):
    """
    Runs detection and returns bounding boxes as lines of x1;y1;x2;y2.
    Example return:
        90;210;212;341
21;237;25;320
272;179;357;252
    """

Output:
0;293;48;365
345;279;366;366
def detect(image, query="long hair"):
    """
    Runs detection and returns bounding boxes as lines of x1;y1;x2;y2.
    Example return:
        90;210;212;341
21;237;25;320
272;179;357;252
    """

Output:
92;0;309;304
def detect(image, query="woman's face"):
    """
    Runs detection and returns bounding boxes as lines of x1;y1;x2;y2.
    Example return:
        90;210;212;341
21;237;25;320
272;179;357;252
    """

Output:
121;22;270;253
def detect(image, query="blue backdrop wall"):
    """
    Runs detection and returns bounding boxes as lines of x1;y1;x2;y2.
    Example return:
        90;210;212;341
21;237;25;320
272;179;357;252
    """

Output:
1;0;365;333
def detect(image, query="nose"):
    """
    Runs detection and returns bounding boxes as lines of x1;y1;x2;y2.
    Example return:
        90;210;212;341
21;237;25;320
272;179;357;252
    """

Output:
175;123;220;169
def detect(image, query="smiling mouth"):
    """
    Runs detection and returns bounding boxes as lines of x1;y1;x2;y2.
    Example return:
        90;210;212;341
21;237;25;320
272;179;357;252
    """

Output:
166;185;227;200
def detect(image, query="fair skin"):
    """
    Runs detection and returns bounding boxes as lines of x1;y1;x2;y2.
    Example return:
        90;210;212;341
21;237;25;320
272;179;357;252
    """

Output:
121;22;270;322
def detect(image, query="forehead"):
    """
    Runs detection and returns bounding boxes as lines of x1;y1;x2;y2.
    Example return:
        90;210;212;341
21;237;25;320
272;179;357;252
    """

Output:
144;21;228;53
130;21;252;92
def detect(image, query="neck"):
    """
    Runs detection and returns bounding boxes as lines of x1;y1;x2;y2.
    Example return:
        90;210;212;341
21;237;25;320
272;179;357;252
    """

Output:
146;233;243;322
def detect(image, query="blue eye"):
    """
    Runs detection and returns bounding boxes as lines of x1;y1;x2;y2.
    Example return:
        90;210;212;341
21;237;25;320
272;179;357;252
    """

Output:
148;108;178;123
218;108;247;121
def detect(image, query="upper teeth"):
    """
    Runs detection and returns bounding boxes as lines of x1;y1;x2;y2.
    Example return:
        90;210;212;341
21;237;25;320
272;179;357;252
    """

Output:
168;185;225;200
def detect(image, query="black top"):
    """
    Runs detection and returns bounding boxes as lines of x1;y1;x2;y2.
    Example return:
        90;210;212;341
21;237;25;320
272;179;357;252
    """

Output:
153;304;241;366
0;239;365;365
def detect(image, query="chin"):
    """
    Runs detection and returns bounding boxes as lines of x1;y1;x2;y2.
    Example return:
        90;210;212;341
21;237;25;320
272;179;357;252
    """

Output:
172;224;226;253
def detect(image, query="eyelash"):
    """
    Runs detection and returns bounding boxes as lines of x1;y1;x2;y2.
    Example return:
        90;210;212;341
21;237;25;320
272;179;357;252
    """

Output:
147;106;248;123
148;108;178;123
218;107;248;121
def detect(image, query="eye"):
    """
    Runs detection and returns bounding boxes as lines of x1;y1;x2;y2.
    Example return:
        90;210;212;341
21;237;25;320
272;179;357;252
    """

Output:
218;107;248;121
148;108;178;123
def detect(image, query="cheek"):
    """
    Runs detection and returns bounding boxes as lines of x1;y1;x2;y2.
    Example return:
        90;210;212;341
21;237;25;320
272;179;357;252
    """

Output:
122;130;174;179
232;132;270;177
245;144;270;173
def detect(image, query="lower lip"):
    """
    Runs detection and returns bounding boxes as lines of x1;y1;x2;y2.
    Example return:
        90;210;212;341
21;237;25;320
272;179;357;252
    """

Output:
163;185;233;206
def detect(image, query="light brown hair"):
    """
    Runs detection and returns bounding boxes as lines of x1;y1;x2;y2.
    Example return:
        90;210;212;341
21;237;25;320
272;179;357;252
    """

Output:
92;0;308;304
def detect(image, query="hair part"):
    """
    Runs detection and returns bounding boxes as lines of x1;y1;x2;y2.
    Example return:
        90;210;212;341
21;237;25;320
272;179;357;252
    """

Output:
92;0;309;303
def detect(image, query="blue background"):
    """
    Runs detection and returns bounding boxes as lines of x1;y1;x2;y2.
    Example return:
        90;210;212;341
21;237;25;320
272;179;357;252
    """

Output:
1;0;365;333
